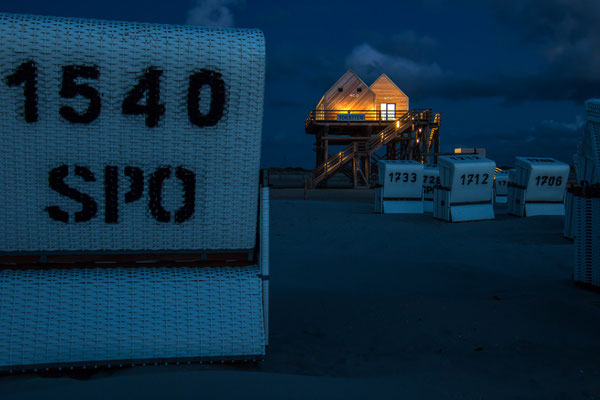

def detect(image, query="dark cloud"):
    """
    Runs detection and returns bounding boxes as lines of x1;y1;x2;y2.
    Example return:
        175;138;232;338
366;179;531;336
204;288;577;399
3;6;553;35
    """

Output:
366;31;438;63
345;43;496;100
346;1;600;103
452;115;585;165
491;0;600;45
186;0;244;27
489;0;600;102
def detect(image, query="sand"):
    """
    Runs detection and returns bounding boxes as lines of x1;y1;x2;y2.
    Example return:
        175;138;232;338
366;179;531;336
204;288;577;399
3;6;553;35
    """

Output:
3;189;600;399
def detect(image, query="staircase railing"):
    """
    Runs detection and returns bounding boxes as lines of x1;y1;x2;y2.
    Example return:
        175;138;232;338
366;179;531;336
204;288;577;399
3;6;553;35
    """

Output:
307;109;442;188
309;143;356;185
363;113;414;154
309;110;420;187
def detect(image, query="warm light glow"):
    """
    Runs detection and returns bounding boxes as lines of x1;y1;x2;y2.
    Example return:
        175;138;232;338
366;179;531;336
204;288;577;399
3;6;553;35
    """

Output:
396;121;399;128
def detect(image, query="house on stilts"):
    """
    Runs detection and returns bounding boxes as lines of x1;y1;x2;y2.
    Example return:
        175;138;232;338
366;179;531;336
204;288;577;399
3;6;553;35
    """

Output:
305;70;441;188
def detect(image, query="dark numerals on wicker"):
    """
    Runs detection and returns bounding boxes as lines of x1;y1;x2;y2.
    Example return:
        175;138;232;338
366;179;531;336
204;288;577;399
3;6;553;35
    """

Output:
423;175;441;185
534;175;563;187
460;173;490;185
59;65;101;123
122;67;166;127
5;61;225;127
4;60;38;122
389;172;417;183
46;165;196;224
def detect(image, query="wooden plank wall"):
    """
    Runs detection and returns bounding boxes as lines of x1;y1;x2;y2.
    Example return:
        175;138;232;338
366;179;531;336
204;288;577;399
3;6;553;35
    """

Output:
323;70;375;111
370;74;409;115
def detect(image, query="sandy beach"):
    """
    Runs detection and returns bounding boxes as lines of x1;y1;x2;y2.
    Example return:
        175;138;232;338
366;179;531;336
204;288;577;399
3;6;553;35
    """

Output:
2;189;600;399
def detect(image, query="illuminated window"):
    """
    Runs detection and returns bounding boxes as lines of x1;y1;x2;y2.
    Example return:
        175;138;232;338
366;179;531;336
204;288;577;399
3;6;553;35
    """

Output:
381;103;396;120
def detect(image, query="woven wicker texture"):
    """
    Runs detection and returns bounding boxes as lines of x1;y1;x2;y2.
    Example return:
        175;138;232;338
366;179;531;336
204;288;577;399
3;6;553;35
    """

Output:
507;185;526;217
433;187;450;221
0;265;265;368
585;99;600;121
0;13;265;251
259;187;270;344
577;122;600;184
423;165;440;202
494;170;509;199
564;190;575;239
437;155;495;204
507;170;524;216
573;195;600;286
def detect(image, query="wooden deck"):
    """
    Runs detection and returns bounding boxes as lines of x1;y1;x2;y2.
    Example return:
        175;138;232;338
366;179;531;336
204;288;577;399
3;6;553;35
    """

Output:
305;109;399;135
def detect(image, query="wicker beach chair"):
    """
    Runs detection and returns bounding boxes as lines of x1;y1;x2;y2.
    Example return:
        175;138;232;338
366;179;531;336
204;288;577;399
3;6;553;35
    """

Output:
0;13;268;371
433;155;496;222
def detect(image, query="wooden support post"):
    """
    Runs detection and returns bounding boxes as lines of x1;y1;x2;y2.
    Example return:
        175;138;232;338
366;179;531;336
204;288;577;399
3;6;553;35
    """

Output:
306;109;440;189
364;156;371;186
386;142;396;160
416;128;422;162
315;134;322;168
424;127;431;163
433;128;440;164
352;157;357;189
304;177;308;200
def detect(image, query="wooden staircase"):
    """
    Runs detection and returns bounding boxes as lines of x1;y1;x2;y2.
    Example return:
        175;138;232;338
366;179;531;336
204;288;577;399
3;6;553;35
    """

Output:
307;110;420;188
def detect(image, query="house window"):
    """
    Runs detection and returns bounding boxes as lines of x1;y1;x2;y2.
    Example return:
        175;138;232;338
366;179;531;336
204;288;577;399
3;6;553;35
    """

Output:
381;103;396;120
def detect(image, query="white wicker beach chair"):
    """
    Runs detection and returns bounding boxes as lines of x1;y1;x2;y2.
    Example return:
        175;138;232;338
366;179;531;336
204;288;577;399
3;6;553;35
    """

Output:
422;164;440;213
0;13;268;371
374;160;424;214
494;170;509;204
508;157;569;217
564;189;575;239
433;155;496;222
572;187;600;286
570;100;600;287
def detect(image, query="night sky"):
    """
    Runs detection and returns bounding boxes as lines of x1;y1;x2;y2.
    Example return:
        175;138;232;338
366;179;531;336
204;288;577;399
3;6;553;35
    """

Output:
1;0;596;168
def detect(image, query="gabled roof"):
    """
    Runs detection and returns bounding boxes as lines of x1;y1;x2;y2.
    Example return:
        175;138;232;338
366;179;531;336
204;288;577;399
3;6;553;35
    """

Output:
370;73;408;98
324;69;376;98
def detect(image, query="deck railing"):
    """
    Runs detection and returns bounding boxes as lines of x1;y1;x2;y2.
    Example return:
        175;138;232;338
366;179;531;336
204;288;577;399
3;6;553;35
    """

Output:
305;109;438;130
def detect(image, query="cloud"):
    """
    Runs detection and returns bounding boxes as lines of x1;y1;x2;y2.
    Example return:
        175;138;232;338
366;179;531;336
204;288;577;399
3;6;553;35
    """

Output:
538;116;586;134
345;43;494;100
346;43;443;81
185;0;240;27
453;115;585;165
490;0;600;45
487;0;600;102
366;31;438;63
344;2;600;103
